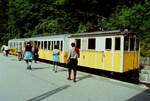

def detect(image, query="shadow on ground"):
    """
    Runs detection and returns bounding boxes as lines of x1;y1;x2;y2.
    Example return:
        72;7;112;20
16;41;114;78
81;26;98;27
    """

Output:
31;67;50;70
77;74;93;82
37;59;140;85
126;89;150;101
27;85;71;101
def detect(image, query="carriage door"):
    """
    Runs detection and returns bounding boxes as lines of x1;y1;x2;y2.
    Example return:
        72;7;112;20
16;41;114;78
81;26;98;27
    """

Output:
75;39;81;65
104;38;113;71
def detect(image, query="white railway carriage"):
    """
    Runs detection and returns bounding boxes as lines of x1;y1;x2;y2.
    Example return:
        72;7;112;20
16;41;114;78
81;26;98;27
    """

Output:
8;30;140;74
24;34;70;63
8;39;25;55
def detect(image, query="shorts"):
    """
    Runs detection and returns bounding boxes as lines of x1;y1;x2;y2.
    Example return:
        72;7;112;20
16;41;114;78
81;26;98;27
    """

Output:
68;59;78;72
24;51;34;60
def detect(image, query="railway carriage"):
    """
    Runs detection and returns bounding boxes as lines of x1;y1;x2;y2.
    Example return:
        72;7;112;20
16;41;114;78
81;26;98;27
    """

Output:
69;30;140;73
8;39;25;55
26;35;70;63
8;30;140;75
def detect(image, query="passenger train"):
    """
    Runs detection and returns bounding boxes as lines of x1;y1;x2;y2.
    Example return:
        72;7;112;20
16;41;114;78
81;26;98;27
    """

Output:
8;30;140;78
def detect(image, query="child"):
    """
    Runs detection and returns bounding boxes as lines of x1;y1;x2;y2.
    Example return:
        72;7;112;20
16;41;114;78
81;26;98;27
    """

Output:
24;41;34;70
52;44;60;72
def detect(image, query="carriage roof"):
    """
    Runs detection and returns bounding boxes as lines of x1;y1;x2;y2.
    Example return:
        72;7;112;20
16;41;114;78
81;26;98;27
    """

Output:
8;30;138;41
69;30;128;38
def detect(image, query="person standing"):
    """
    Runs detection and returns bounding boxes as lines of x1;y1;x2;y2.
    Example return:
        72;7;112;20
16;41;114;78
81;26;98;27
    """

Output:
67;42;78;82
34;43;39;63
1;45;6;56
52;44;60;72
5;45;9;56
24;41;34;70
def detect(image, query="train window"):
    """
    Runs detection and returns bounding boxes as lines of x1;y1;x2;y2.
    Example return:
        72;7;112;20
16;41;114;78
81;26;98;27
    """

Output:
124;37;128;51
34;41;37;45
24;42;26;49
75;39;81;49
16;42;18;48
38;41;40;49
53;41;55;50
105;38;112;50
130;38;135;51
61;41;63;51
41;41;43;49
57;41;60;49
13;42;14;48
88;38;96;49
115;37;121;50
51;41;53;50
44;41;47;49
34;41;38;45
136;39;139;51
14;42;16;48
48;41;50;50
10;43;12;48
50;41;52;50
14;42;15;48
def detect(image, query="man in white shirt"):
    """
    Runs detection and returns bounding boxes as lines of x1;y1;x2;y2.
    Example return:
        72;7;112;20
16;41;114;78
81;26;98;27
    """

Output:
1;45;6;56
4;45;9;56
67;43;78;82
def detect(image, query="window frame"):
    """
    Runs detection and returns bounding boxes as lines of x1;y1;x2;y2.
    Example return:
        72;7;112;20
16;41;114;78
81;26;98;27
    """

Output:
41;41;43;49
115;37;121;51
136;38;140;51
75;39;81;49
105;38;112;51
48;41;51;50
57;41;60;50
60;41;63;51
124;36;129;51
88;38;96;50
130;37;135;51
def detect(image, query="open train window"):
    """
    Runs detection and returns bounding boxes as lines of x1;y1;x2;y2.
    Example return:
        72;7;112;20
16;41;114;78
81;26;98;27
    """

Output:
136;39;139;51
41;41;43;49
48;41;50;50
44;41;47;50
51;41;53;50
14;43;15;48
38;41;40;49
124;37;128;51
105;38;112;50
88;38;96;49
57;41;60;49
61;41;63;51
75;39;81;49
15;42;18;48
115;37;121;50
130;38;135;51
10;43;12;48
34;41;37;45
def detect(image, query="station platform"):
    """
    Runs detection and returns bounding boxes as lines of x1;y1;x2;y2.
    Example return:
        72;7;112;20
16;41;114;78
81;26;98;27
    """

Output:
0;53;150;101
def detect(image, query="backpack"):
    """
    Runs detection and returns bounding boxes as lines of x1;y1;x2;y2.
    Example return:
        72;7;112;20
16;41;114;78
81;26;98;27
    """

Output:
75;47;80;58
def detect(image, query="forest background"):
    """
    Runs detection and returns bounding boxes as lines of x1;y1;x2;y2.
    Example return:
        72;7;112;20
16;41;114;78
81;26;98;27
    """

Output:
0;0;150;56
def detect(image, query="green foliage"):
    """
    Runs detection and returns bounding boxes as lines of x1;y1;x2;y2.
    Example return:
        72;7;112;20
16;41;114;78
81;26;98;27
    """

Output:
0;0;8;45
1;34;11;44
35;19;61;34
0;0;149;56
100;0;150;56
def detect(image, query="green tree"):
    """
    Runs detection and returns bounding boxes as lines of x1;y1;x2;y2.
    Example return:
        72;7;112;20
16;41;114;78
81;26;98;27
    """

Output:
0;0;8;45
100;0;150;56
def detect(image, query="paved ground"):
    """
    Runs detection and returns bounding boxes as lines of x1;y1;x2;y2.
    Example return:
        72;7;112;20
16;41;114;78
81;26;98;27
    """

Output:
0;53;150;101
